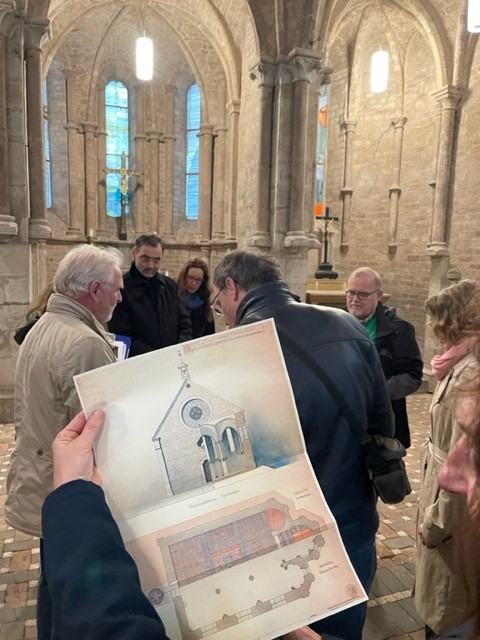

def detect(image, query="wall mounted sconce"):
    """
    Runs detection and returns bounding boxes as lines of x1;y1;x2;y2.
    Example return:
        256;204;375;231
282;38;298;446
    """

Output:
136;34;153;81
468;0;480;32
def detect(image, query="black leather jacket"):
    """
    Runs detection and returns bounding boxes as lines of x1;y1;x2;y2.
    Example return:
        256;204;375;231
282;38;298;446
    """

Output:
236;280;394;545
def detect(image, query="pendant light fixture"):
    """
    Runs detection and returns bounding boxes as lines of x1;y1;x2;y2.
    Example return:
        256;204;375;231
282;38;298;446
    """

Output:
467;0;480;33
370;0;389;93
136;33;153;81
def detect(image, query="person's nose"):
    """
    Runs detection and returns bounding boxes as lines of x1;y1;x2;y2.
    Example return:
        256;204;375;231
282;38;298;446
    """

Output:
116;290;123;303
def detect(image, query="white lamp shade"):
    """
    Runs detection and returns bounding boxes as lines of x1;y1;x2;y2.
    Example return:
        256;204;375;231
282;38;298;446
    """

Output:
136;36;153;81
370;49;389;93
468;0;480;32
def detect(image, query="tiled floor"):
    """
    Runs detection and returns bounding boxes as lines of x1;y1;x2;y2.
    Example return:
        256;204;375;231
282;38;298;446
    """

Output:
0;393;431;639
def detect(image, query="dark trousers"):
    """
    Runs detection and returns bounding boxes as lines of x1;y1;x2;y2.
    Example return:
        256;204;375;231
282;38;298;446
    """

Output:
309;535;377;640
37;540;52;640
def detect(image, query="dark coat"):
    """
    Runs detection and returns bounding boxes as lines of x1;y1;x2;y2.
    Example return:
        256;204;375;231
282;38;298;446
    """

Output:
108;263;193;357
188;305;215;339
374;303;423;448
236;281;394;547
42;480;169;640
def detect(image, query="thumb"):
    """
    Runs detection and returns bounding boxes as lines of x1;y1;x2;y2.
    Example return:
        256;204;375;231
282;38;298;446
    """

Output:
79;409;106;447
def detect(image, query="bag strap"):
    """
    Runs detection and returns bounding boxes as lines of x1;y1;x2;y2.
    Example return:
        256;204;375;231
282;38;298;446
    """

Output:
276;328;367;441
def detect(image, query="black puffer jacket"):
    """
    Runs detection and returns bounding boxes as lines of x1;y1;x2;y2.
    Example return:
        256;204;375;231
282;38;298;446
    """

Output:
374;303;423;448
236;280;394;546
108;263;192;357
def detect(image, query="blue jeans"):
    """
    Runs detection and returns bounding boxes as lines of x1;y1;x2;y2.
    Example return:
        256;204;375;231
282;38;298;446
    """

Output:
309;536;377;640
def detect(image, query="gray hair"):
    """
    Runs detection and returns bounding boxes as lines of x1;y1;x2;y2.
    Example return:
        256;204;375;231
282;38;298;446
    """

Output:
214;251;281;291
54;245;123;298
133;233;164;251
348;267;383;289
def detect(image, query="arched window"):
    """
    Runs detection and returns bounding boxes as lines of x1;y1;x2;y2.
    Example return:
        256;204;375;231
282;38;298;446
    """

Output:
105;80;129;217
185;83;200;220
314;84;328;218
43;80;52;209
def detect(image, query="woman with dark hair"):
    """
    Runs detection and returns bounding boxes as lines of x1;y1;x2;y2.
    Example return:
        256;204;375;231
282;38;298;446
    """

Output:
176;258;214;338
415;280;479;639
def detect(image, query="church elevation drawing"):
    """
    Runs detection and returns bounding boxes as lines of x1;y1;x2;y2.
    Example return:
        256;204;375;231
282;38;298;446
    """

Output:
151;358;255;496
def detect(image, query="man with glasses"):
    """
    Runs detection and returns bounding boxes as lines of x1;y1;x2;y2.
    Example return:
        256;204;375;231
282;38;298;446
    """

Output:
212;251;393;640
109;234;192;356
346;267;423;448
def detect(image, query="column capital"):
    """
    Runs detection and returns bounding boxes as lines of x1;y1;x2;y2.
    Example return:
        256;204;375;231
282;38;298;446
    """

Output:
198;124;215;137
24;17;50;49
227;99;241;115
146;130;163;141
287;47;322;83
249;58;277;87
430;85;464;110
341;119;357;132
81;122;98;134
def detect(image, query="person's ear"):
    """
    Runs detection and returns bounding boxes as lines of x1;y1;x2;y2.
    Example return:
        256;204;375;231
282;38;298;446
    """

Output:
377;289;384;302
89;281;102;298
131;246;138;260
224;276;237;294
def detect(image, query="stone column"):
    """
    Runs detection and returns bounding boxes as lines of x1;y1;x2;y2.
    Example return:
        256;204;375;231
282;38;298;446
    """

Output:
248;59;276;249
134;84;147;234
162;85;176;238
212;124;227;239
65;69;84;236
225;99;240;240
284;48;322;250
25;18;51;240
198;124;214;242
0;31;17;240
270;60;293;249
147;130;162;233
82;122;98;237
339;119;357;253
96;84;108;235
388;116;407;254
427;86;463;256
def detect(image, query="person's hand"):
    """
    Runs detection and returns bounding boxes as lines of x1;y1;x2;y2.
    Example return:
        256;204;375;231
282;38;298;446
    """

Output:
52;410;105;489
282;627;323;640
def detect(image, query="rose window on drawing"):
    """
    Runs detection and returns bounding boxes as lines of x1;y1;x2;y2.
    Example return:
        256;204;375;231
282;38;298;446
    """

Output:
181;398;211;428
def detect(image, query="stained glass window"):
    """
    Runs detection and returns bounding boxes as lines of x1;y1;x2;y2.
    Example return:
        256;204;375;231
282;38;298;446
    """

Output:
43;80;52;209
105;80;129;217
186;84;201;220
314;85;328;219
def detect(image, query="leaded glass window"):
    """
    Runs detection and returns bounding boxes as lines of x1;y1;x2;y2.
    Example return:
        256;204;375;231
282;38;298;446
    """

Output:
43;80;52;209
186;84;200;220
105;80;129;217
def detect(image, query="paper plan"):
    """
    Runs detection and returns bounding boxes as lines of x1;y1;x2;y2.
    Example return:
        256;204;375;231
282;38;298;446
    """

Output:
74;319;366;640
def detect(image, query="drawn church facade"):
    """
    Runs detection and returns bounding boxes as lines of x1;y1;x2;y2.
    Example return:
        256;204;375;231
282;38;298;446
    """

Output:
151;361;255;496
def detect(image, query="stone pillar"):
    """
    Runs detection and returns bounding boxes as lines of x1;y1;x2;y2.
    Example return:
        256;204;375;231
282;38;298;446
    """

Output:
212;124;227;239
270;60;293;249
147;130;162;233
339;119;357;253
163;85;176;238
427;86;463;255
248;59;276;249
134;84;147;234
226;99;240;240
96;83;108;234
25;18;51;240
284;48;322;250
388;116;407;254
198;124;214;242
65;69;84;236
82;122;98;237
0;31;17;241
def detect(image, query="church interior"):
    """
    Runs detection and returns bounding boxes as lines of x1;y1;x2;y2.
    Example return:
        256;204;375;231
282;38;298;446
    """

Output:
0;0;479;420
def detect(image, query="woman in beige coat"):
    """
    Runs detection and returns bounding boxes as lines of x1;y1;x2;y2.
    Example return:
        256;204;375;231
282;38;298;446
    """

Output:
415;280;479;638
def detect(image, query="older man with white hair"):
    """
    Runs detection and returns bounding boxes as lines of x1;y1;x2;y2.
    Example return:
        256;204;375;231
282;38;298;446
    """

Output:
5;243;123;640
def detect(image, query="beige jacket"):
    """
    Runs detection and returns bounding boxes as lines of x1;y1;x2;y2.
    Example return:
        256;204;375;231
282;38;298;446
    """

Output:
414;352;478;633
6;294;116;537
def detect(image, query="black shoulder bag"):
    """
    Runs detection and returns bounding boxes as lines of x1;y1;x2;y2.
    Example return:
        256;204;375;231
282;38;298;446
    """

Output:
277;329;412;504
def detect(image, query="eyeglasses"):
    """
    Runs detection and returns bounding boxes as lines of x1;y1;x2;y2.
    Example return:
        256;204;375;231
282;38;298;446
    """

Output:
210;287;224;316
186;275;204;284
345;289;380;300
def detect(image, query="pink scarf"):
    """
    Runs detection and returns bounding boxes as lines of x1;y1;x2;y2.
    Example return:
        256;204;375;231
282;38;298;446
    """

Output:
431;337;476;381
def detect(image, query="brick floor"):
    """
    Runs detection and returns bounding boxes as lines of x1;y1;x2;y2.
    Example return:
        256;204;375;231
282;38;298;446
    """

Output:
0;392;431;639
